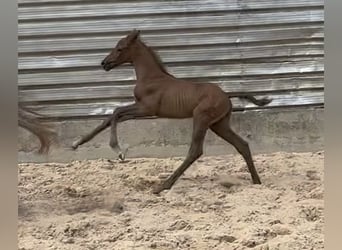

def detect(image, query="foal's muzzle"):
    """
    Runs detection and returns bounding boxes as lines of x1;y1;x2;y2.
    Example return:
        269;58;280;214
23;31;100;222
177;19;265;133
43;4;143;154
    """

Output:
101;59;114;71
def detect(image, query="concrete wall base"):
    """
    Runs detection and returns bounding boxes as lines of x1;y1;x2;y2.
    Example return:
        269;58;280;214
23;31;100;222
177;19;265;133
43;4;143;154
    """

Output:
18;107;324;163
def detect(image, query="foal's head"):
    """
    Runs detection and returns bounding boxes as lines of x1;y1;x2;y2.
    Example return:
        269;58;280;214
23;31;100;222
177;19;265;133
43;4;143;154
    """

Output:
101;29;140;71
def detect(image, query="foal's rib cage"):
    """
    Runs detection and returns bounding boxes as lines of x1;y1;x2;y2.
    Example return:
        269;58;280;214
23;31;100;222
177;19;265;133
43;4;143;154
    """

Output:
72;30;272;194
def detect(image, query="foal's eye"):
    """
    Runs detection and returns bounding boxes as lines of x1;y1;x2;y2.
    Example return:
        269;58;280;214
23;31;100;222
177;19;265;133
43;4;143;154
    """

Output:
117;48;122;52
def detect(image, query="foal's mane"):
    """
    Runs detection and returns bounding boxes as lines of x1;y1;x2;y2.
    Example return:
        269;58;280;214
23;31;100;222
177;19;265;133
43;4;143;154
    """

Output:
138;38;174;77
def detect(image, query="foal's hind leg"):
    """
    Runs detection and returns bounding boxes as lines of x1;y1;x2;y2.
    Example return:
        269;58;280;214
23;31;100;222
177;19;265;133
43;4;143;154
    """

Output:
210;115;261;184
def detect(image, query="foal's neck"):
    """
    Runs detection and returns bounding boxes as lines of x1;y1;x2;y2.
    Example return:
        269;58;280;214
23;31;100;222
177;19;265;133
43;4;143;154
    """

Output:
131;40;172;82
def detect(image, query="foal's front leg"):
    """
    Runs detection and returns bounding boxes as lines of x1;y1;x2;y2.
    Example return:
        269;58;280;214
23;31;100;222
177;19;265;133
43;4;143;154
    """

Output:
71;103;149;153
109;103;151;160
72;116;112;150
152;116;209;194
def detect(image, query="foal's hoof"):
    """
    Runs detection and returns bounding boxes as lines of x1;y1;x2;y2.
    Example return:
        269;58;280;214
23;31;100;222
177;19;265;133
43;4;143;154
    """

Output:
253;179;262;185
118;152;125;161
151;183;171;194
71;140;80;150
117;147;128;162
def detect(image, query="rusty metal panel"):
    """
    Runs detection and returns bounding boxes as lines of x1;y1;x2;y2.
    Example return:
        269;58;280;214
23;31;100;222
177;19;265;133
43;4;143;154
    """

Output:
18;0;324;119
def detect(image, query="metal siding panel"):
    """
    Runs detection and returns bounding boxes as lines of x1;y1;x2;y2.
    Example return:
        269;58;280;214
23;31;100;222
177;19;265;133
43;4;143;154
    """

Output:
18;0;324;20
18;25;324;53
18;9;324;36
18;0;324;119
18;60;324;87
19;43;323;70
19;0;323;5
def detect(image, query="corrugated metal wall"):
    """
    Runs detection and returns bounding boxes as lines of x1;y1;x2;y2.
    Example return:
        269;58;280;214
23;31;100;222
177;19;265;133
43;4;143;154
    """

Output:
18;0;324;119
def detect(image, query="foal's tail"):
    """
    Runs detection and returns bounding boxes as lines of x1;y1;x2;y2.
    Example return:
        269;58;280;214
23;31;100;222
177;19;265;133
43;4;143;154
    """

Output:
236;95;272;106
18;104;57;154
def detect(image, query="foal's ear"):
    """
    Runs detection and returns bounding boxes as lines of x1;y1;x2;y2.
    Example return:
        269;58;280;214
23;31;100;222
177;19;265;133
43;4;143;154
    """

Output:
126;29;140;44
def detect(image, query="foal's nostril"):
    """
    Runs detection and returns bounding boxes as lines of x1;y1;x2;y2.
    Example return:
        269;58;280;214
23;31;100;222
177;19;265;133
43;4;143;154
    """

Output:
101;60;105;66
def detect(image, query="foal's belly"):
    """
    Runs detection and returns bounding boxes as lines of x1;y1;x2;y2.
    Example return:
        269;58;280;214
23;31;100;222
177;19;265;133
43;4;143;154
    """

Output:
156;104;194;118
156;94;196;118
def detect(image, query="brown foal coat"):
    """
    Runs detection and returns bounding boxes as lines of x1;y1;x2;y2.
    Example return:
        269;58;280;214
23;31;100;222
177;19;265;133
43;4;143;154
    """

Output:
72;30;272;194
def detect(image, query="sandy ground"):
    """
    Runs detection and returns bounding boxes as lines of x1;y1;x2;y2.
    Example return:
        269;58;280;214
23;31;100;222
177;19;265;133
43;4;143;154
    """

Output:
18;151;324;250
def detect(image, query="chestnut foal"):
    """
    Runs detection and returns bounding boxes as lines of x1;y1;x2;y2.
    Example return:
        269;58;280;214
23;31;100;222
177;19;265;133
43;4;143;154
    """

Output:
72;29;271;194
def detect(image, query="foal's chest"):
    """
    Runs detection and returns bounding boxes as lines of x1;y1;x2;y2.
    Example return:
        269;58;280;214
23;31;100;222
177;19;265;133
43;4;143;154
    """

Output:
133;85;145;102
